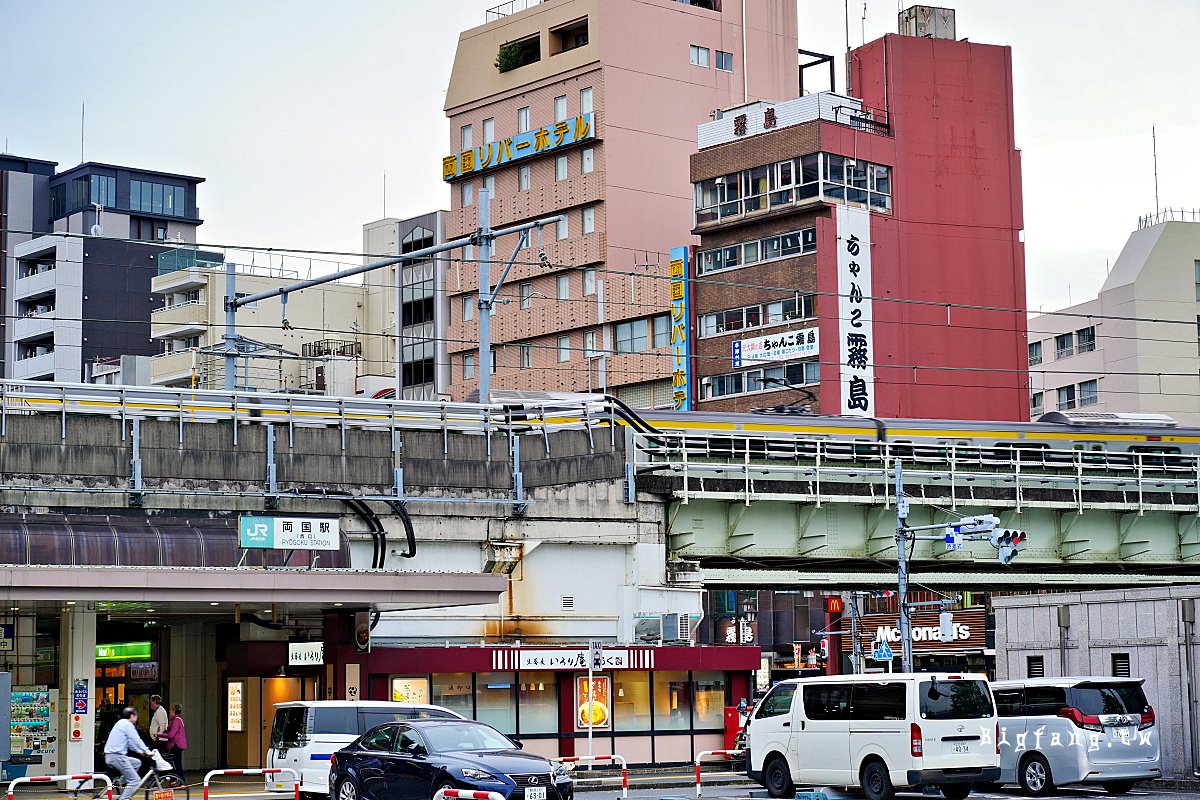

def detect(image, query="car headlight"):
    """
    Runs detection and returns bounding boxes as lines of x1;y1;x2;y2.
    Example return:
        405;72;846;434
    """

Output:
552;764;571;781
460;768;502;782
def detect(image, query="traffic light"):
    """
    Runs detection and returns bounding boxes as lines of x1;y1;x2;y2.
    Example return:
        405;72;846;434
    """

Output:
990;529;1027;564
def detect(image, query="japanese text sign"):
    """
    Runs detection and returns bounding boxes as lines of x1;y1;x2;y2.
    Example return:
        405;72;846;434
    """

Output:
732;327;818;368
836;205;875;416
669;246;692;410
443;113;594;181
288;641;324;666
239;516;340;550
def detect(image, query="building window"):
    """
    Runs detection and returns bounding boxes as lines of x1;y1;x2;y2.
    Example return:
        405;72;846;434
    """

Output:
555;155;568;182
1028;341;1042;366
1055;333;1074;359
463;354;476;379
1076;326;1096;353
583;268;596;296
556;274;570;300
1030;392;1044;416
460;124;473;151
696;228;817;275
652;314;670;348
1079;379;1099;407
614;672;652;732
653;671;691;730
462;296;474;322
518;165;531;192
701;361;819;399
460;181;473;207
1112;653;1131;678
556;217;568;241
517;107;531;134
1195;260;1200;301
557;335;571;362
581;147;594;174
483;175;495;197
490;348;497;374
482;117;495;142
583;329;598;358
1057;385;1076;411
49;184;66;217
129;180;186;217
689;45;710;67
615;319;649;354
519;282;533;310
554;95;568;122
519;344;533;369
715;50;734;71
517;672;558;735
582;206;595;234
580;86;593;114
698;295;817;338
476;672;516;735
90;175;116;207
1027;655;1045;678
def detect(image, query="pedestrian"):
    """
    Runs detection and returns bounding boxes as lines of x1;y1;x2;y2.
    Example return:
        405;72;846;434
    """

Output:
148;695;168;744
104;707;152;800
156;703;187;781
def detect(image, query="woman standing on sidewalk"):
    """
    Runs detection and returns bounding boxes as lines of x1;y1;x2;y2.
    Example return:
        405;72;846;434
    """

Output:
157;704;188;780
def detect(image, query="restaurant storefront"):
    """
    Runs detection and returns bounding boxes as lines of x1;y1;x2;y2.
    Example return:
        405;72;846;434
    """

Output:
839;606;992;675
336;644;759;765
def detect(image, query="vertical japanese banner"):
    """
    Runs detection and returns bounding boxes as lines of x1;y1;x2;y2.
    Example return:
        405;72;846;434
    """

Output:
836;205;875;416
669;246;692;410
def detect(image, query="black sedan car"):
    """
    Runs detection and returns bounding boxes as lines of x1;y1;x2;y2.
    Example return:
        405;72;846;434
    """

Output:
330;718;573;800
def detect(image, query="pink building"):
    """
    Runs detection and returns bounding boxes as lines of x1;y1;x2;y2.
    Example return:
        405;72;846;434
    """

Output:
442;0;798;404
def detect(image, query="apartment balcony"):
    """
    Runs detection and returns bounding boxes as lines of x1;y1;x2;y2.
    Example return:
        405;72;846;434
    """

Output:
150;350;199;385
11;313;56;342
151;300;209;339
152;266;207;294
13;268;59;301
11;351;56;380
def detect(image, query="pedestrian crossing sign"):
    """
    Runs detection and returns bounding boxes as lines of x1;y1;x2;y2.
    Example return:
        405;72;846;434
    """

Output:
873;639;894;662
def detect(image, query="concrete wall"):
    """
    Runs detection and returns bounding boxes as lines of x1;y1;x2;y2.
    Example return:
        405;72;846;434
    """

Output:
994;587;1200;779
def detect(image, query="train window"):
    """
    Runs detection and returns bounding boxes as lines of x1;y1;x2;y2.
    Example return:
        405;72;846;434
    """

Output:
1130;445;1181;455
1072;442;1105;451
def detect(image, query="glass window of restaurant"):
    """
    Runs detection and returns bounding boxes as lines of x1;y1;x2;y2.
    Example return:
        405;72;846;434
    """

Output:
518;672;558;734
433;672;473;718
614;672;652;731
476;672;516;734
653;670;691;730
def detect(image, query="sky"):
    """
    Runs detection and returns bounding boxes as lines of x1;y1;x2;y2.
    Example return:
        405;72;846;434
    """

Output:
2;0;1198;312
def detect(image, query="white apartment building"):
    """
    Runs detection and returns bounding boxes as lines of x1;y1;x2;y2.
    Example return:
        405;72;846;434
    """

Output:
1029;216;1200;426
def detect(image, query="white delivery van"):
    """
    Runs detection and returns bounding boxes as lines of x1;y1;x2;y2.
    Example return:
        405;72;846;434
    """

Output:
745;673;1000;800
991;677;1161;795
264;700;462;796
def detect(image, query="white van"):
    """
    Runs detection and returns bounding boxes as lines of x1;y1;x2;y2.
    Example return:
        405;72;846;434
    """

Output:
991;677;1161;795
264;700;462;796
745;673;1000;800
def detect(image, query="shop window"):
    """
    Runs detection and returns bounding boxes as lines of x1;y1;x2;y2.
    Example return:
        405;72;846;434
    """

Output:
614;672;652;731
518;672;558;734
476;672;516;734
692;671;727;729
433;673;473;718
653;670;691;730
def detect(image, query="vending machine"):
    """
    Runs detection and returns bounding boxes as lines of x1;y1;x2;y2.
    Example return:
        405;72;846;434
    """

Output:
5;685;58;780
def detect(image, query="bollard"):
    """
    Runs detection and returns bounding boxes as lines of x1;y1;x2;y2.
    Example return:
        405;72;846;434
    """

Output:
9;773;113;800
555;754;629;799
203;767;299;800
693;749;744;799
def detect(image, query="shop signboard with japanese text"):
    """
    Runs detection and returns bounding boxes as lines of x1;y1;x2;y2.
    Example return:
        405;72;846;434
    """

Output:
442;114;594;181
575;675;611;731
390;678;430;704
732;327;818;368
288;642;324;666
669;246;692;410
836;205;875;416
239;516;339;550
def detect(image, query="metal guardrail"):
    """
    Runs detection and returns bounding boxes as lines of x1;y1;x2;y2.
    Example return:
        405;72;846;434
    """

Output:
633;432;1200;514
0;379;616;445
9;772;112;800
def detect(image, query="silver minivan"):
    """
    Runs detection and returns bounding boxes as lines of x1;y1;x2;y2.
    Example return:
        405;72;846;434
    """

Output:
991;678;1161;796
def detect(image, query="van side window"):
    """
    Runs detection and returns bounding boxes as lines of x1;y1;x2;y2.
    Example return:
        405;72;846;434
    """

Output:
755;684;797;719
361;725;396;751
270;707;306;747
803;685;850;720
851;682;907;720
1024;686;1067;716
993;688;1025;717
313;707;359;735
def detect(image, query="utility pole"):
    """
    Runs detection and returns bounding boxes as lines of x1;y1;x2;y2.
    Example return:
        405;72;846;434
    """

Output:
848;592;864;674
895;460;914;672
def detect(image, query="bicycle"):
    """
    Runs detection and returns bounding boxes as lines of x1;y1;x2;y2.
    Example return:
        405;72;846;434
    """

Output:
73;751;190;800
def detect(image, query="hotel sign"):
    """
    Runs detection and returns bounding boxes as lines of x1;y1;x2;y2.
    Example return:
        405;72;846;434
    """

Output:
442;113;594;181
732;327;818;368
669;246;692;410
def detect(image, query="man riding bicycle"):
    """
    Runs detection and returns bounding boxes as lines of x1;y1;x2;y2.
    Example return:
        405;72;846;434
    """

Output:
103;707;153;800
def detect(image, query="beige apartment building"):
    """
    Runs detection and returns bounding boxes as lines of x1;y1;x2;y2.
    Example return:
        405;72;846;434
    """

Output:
442;0;798;405
1028;215;1200;426
150;251;369;393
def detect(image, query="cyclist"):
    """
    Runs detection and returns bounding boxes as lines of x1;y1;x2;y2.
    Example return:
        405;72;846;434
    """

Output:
103;707;153;800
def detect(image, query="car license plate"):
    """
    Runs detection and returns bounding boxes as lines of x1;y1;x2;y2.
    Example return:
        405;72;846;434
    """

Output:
526;788;547;800
953;744;971;754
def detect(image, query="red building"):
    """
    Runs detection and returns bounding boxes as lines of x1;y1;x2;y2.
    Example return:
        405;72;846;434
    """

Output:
688;19;1028;420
